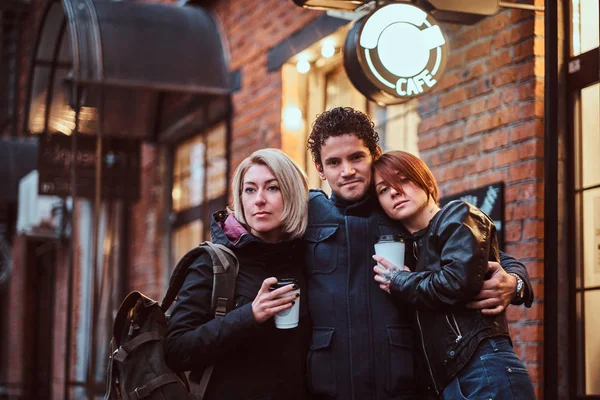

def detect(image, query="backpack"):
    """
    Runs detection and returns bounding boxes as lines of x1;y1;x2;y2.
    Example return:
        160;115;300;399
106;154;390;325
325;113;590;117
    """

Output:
104;242;239;400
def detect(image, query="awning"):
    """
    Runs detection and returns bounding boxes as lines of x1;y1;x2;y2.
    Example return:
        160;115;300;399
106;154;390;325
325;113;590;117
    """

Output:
25;0;231;142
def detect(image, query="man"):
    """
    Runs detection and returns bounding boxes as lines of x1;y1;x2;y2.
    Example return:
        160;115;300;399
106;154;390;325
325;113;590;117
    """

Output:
303;107;532;399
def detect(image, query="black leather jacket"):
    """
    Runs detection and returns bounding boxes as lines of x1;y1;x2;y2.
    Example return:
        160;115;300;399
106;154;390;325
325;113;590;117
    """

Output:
389;200;518;396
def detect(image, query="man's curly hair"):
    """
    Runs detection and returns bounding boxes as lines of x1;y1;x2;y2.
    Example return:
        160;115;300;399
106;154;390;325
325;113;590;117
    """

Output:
308;107;380;168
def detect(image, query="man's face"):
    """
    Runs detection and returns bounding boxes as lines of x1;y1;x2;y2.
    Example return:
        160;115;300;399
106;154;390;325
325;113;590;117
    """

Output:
317;134;375;203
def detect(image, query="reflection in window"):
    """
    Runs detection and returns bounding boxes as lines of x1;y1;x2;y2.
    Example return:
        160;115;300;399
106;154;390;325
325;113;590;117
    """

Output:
170;123;228;267
173;135;205;212
172;219;203;267
574;82;600;395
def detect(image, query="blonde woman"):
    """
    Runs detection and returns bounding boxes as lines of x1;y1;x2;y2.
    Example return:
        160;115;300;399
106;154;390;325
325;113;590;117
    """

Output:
166;149;310;400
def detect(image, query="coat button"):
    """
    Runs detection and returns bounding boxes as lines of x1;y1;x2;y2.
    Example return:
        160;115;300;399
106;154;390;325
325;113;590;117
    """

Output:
449;350;455;357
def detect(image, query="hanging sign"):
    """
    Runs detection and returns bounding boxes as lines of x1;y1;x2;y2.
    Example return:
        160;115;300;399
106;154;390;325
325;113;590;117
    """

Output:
344;3;449;105
37;134;141;200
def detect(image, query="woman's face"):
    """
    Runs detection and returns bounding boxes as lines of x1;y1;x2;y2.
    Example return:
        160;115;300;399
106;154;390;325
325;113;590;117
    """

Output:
374;172;430;225
241;164;284;243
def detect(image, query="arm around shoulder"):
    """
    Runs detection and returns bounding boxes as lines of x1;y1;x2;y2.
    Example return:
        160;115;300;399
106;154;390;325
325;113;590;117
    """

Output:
499;250;534;307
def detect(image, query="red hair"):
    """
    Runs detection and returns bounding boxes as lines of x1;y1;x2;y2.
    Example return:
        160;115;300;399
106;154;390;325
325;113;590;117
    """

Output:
373;151;439;203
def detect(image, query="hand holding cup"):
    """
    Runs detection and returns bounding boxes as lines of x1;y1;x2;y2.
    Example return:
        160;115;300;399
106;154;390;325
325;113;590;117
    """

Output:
373;255;409;294
252;277;299;324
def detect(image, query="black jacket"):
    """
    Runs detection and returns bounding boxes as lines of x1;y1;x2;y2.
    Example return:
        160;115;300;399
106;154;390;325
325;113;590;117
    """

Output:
389;200;530;395
165;211;310;400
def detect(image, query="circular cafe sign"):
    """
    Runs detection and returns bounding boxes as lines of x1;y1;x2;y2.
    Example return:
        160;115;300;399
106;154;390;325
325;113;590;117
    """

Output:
344;3;448;105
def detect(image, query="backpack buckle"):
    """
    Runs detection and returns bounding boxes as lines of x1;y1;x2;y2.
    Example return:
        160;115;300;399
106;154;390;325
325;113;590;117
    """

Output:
133;386;149;399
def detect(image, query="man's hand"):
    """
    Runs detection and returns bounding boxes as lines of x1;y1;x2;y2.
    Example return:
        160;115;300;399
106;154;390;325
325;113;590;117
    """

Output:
465;261;517;316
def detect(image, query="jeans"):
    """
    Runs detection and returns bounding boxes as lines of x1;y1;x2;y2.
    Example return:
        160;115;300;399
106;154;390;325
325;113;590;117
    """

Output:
441;337;535;400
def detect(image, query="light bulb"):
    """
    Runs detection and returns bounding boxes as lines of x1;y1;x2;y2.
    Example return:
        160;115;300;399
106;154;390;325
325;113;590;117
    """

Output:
283;106;303;131
296;59;310;74
321;39;336;58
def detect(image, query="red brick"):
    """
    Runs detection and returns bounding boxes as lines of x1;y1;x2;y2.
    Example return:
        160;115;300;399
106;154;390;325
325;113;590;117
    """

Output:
445;49;466;70
487;93;502;111
505;221;523;242
482;130;509;152
487;48;513;71
440;88;467;108
479;12;511;36
528;364;542;383
519;59;537;80
438;126;464;145
491;104;524;128
493;65;519;87
495;147;520;167
466;40;492;62
452;26;480;50
521;323;544;342
476;170;508;187
505;185;519;202
502;89;516;104
504;241;544;260
514;37;535;62
418;134;440;151
506;305;526;322
458;103;472;119
510;201;544;220
511;119;544;142
465;115;493;136
515;80;537;101
525;261;544;279
471;98;487;115
523;220;544;239
526;302;544;321
466;78;493;99
519;182;544;201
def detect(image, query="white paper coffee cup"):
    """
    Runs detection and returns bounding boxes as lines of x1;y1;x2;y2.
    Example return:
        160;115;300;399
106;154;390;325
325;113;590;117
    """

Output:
269;278;300;329
374;234;405;269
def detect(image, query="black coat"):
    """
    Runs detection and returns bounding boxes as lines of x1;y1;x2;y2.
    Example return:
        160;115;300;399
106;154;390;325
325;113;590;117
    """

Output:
165;211;310;400
305;190;416;400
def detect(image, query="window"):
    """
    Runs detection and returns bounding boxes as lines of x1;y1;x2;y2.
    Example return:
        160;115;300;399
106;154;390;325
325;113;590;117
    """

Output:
170;123;228;264
281;27;420;191
0;8;23;136
569;0;600;395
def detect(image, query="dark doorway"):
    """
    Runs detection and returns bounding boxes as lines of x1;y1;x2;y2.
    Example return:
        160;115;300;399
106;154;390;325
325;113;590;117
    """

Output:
21;239;57;399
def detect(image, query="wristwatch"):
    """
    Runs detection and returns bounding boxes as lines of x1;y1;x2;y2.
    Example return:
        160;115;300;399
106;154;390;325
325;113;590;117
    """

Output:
509;273;525;302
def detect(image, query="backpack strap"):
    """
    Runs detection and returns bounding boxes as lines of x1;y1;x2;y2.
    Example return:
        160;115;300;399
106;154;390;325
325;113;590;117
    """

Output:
165;242;239;399
160;242;239;314
114;332;162;362
128;373;182;399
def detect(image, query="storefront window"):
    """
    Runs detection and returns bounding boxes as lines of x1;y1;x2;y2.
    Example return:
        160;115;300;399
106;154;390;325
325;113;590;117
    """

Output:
572;0;599;56
574;82;600;395
281;29;420;191
171;123;227;264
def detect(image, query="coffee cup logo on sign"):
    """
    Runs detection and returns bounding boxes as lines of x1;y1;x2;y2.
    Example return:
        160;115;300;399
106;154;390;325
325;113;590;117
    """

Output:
344;3;449;105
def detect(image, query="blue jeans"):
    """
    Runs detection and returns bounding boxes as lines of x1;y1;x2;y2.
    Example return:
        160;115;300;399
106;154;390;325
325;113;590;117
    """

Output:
441;337;535;400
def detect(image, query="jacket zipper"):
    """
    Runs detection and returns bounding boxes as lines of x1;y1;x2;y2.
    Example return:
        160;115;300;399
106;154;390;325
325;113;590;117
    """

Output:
445;313;463;343
416;309;439;395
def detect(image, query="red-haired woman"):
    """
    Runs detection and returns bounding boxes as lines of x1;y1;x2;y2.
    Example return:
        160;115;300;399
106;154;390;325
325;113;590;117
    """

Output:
372;150;534;399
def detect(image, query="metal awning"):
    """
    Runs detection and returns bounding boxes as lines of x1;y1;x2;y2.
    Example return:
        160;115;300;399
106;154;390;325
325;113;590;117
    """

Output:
25;0;231;142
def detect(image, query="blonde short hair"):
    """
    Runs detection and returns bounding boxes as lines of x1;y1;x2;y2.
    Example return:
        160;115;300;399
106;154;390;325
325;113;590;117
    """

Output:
232;148;308;240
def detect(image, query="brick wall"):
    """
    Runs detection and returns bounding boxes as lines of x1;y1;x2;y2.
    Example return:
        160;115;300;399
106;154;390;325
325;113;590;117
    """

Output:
417;6;546;398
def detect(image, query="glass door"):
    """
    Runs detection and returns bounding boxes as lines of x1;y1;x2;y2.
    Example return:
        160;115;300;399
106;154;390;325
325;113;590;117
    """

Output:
568;0;600;397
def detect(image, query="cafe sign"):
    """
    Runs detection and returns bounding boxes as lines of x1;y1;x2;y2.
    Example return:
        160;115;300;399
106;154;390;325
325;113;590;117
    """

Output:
344;3;449;105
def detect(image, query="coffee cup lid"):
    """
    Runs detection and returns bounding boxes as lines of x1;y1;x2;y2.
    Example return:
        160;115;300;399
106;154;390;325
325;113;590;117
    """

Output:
269;277;298;290
377;234;404;243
